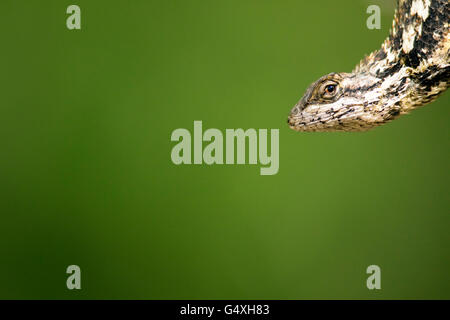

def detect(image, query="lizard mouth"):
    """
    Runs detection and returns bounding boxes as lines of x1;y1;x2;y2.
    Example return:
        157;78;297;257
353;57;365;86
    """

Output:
287;112;334;132
287;101;334;132
287;103;307;128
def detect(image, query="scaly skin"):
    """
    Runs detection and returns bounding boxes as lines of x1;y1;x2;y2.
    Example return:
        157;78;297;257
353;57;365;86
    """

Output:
288;0;449;132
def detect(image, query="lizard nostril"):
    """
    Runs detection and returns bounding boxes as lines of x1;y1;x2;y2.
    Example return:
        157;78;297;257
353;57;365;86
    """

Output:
290;106;300;116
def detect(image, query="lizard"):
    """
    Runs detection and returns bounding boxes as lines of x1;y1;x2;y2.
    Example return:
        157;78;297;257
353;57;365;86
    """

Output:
287;0;449;132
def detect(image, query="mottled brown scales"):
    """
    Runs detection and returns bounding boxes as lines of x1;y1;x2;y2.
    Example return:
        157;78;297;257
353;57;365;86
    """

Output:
288;0;450;132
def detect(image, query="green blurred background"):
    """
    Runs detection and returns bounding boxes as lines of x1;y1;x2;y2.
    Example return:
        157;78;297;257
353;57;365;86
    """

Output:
1;0;449;299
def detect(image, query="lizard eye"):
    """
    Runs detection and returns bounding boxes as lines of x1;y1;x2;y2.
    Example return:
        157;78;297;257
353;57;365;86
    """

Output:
325;85;335;94
321;82;338;98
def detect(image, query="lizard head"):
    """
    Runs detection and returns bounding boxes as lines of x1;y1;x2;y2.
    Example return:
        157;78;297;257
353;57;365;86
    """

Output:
287;72;394;132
